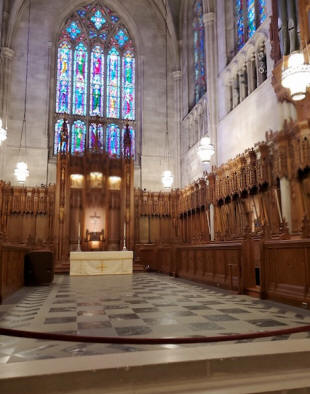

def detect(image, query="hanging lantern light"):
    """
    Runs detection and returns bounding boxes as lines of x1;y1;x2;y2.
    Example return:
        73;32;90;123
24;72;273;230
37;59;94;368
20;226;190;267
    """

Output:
161;170;174;189
281;52;310;101
0;118;7;145
198;136;215;163
14;162;29;183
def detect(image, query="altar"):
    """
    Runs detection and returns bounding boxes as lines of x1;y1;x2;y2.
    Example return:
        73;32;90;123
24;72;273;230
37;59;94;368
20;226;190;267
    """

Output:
69;251;133;276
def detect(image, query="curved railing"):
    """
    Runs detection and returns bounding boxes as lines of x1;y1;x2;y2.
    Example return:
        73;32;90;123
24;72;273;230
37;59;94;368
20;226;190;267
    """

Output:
1;324;310;345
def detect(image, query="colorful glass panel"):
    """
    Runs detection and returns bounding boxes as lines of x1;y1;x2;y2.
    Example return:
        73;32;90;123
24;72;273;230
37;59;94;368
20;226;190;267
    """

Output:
193;0;206;104
90;46;104;116
122;51;135;120
71;120;86;153
89;123;104;149
114;29;129;47
111;15;119;24
106;124;120;156
77;9;86;18
247;0;256;38
122;126;135;158
56;42;72;114
236;0;245;50
54;119;70;154
72;42;88;116
89;30;97;39
66;21;81;40
258;0;266;24
91;10;106;30
106;47;120;118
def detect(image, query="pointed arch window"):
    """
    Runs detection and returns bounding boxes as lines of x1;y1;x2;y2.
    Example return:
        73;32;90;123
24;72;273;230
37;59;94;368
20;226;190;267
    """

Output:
235;0;267;51
193;0;206;104
54;3;136;155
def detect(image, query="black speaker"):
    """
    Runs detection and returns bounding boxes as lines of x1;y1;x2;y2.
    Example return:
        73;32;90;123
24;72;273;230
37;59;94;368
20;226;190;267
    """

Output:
24;251;54;286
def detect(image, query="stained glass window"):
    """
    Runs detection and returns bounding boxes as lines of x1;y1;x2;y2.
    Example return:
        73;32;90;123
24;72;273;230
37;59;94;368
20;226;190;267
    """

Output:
106;47;120;118
90;46;104;116
122;51;135;120
54;3;136;156
71;120;86;153
72;43;88;116
235;0;267;51
56;42;72;114
236;0;245;50
114;29;129;47
258;0;266;24
193;0;206;104
91;9;106;30
247;0;255;38
89;123;104;149
106;124;120;156
122;126;135;158
66;21;81;40
54;119;70;154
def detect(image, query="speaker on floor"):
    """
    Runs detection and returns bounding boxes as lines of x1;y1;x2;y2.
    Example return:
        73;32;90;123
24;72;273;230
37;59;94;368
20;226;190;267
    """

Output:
24;251;54;286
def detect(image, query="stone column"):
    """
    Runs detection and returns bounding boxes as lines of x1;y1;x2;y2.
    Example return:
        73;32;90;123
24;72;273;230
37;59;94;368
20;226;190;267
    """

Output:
280;177;292;233
0;46;14;121
225;80;232;113
232;74;239;108
203;11;217;164
172;70;182;188
238;67;247;102
246;57;253;95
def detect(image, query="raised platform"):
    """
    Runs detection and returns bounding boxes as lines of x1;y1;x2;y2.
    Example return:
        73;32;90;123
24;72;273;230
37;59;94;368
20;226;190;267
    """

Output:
2;339;310;393
69;251;133;276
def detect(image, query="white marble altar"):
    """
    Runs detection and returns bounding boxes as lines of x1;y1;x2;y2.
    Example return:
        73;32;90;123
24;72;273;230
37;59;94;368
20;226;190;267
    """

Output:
70;251;133;276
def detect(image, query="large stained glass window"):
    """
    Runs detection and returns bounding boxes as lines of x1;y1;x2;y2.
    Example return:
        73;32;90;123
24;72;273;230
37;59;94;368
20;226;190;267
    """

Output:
193;0;206;104
122;125;135;158
73;43;88;116
90;46;104;116
56;42;72;114
89;123;104;149
71;120;86;153
106;124;120;156
54;119;70;154
54;2;136;156
122;51;135;120
106;47;120;118
235;0;267;51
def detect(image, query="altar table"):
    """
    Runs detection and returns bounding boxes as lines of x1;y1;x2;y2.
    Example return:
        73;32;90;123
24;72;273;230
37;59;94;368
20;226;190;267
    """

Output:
70;251;133;276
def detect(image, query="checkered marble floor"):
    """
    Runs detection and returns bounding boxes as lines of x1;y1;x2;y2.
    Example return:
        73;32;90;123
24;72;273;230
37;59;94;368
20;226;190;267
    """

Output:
1;273;310;364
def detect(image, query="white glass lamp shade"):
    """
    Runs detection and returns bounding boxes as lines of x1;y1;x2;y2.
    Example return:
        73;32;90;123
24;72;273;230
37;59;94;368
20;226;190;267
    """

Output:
0;118;7;145
198;136;215;163
282;52;310;101
161;170;174;189
14;162;29;183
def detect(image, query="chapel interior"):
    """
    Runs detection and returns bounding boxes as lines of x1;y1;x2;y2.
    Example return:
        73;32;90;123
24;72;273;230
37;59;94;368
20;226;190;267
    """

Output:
2;0;310;393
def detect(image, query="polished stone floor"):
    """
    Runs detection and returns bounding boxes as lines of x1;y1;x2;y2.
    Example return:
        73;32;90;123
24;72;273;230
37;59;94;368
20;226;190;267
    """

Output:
1;273;310;364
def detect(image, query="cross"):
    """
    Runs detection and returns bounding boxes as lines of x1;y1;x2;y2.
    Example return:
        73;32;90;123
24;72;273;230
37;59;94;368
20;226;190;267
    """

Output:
90;211;101;232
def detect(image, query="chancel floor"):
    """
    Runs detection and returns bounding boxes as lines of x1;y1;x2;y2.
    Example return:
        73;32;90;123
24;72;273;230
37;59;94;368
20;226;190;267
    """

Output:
1;273;310;364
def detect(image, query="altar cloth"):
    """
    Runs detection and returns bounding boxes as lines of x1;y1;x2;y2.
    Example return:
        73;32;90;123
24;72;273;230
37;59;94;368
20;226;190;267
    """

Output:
70;251;133;276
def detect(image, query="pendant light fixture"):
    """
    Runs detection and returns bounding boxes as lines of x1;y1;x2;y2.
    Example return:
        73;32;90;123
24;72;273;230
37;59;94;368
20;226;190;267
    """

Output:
14;0;31;183
161;0;174;189
282;51;310;101
198;136;215;163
